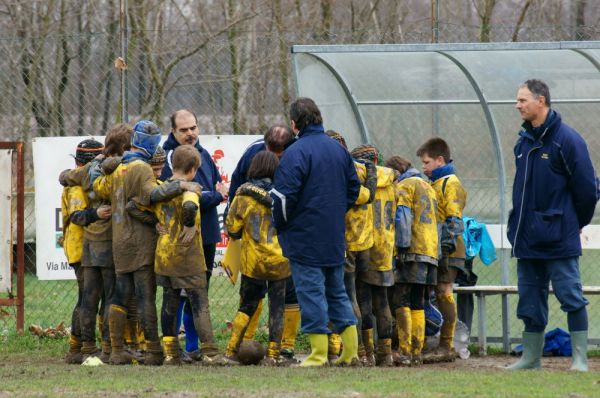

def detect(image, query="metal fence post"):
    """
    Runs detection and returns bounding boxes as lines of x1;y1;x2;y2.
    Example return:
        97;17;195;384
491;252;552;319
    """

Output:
120;0;129;123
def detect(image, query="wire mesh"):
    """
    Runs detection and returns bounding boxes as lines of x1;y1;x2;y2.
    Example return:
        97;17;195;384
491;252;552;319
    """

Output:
1;23;600;349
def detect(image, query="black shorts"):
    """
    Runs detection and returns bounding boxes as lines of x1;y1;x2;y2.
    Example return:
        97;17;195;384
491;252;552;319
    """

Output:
156;273;206;289
395;260;436;285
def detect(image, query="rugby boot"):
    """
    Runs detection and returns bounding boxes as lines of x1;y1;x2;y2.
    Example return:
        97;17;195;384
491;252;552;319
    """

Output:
81;341;101;361
411;309;425;366
64;335;83;364
280;304;300;360
260;342;287;367
108;304;136;365
200;342;227;365
335;325;360;367
163;336;181;365
300;334;329;367
357;344;367;366
99;340;111;363
144;340;164;366
394;307;412;366
376;338;394;367
506;332;544;370
360;329;376;367
186;349;203;361
243;300;263;341
328;333;342;363
570;330;588;372
225;312;251;358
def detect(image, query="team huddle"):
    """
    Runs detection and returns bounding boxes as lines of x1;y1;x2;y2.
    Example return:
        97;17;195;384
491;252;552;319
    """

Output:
58;99;468;368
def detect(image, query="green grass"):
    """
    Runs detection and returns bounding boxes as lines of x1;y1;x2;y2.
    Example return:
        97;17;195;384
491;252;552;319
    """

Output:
4;251;600;351
1;335;600;398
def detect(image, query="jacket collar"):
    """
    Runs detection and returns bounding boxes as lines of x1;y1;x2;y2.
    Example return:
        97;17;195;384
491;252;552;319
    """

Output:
249;177;273;191
430;161;455;182
398;167;424;181
519;109;560;142
163;132;205;154
122;150;150;163
298;123;325;138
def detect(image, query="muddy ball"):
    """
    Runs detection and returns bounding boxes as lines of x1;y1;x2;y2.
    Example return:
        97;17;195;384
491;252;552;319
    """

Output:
237;341;266;365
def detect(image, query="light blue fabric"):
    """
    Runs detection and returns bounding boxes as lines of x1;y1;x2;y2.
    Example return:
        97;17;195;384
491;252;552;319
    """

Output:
394;205;412;249
462;216;496;265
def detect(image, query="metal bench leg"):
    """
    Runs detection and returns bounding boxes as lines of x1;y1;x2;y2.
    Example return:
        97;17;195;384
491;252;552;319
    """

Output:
477;293;486;355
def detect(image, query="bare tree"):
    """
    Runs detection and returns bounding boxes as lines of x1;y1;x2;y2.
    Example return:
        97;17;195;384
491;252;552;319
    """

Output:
473;0;498;42
511;0;534;42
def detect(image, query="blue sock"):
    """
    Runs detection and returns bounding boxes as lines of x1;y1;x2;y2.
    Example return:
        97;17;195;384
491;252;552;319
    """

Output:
176;298;185;333
183;301;199;352
567;307;588;332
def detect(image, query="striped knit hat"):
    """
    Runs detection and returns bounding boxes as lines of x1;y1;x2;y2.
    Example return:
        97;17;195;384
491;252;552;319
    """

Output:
74;139;104;165
350;144;378;163
149;146;166;166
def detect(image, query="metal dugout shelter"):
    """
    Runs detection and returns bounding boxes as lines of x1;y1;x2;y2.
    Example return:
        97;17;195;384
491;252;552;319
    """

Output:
292;42;600;352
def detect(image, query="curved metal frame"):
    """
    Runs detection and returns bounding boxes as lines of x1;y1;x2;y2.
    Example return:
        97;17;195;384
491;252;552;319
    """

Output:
292;41;600;354
437;51;510;354
303;53;372;144
572;48;600;73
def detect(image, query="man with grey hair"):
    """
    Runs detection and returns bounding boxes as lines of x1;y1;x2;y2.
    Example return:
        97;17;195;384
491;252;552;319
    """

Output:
507;79;597;371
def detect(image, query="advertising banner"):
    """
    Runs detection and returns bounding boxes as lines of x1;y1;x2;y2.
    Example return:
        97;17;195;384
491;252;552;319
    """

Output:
33;135;260;280
0;149;12;291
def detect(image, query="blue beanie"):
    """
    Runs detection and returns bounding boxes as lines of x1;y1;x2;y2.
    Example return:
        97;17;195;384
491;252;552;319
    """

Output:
132;120;161;157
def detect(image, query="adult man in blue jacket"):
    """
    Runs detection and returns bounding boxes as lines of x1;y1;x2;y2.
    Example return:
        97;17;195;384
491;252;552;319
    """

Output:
507;79;597;371
271;97;361;367
160;109;229;286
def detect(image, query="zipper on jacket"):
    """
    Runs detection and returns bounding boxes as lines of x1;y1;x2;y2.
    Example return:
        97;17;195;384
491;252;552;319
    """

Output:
512;127;548;257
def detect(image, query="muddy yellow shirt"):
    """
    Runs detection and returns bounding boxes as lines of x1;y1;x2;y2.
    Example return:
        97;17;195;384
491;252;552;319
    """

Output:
61;185;88;264
226;185;290;281
62;163;112;242
432;174;467;260
94;159;158;273
395;176;439;262
346;161;374;252
154;191;206;277
369;166;397;272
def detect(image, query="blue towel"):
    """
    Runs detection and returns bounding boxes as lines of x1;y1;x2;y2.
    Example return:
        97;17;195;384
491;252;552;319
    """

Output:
462;216;497;265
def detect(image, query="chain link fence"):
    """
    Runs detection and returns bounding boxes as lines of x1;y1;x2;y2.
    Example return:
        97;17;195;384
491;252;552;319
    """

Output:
2;23;600;349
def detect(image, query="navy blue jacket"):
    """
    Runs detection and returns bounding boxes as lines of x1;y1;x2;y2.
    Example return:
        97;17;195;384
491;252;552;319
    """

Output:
227;139;265;207
507;110;597;259
271;124;361;267
161;133;223;245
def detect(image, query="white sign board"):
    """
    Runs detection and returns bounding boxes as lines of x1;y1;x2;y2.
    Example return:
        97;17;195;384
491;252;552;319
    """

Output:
0;149;12;291
33;135;261;280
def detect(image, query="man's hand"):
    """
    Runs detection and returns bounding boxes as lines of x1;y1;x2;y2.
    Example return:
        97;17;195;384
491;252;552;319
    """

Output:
180;181;202;194
216;181;229;200
156;223;167;236
96;205;112;220
179;225;197;243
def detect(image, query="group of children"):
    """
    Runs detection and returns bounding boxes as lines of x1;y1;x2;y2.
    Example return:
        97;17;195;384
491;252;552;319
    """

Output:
60;119;466;368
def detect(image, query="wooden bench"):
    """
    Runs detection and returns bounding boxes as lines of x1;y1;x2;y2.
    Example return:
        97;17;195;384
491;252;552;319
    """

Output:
453;285;600;355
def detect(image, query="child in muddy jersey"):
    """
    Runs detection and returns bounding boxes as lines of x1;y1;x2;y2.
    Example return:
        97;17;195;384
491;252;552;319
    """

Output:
224;151;291;365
